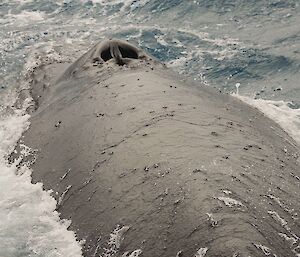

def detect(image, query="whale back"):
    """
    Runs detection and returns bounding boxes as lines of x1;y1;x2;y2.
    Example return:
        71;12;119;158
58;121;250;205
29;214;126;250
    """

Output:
17;40;300;257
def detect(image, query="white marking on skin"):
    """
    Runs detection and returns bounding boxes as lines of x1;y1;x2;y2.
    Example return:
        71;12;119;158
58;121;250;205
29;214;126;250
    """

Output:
122;249;142;257
223;190;232;195
293;246;300;257
268;211;290;231
278;233;297;246
99;225;131;257
60;168;71;180
109;225;130;249
194;247;208;257
217;196;244;207
268;210;300;254
175;250;182;257
268;211;284;225
267;194;295;215
58;185;72;205
206;213;218;227
253;243;275;256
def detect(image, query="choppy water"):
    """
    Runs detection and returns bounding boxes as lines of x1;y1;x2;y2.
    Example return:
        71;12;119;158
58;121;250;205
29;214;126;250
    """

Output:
0;0;299;256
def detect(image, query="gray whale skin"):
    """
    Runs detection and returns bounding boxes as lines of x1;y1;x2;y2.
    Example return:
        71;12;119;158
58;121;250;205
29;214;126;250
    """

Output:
16;39;300;257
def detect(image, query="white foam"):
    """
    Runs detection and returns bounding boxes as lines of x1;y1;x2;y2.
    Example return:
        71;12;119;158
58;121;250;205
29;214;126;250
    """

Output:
155;35;169;47
86;0;150;12
233;94;300;145
6;10;45;23
0;109;82;257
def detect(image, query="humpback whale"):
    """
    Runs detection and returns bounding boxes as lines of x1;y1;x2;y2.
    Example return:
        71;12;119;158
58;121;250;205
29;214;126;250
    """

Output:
14;39;300;257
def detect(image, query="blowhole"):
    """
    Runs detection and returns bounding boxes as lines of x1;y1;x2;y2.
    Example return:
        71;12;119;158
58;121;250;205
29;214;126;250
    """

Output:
118;46;138;59
101;47;113;62
100;44;139;63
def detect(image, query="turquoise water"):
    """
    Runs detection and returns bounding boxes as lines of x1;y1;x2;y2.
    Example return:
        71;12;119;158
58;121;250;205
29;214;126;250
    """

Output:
0;1;299;256
1;0;300;103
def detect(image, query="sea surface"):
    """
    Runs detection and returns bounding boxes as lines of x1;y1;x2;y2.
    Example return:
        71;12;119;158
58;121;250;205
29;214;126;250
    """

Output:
0;0;299;256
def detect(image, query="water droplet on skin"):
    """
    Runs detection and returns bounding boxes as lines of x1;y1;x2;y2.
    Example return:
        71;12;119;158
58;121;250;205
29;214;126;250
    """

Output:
174;199;180;205
55;121;62;128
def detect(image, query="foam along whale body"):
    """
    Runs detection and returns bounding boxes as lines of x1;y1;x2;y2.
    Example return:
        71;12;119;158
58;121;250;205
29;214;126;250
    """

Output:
16;39;300;257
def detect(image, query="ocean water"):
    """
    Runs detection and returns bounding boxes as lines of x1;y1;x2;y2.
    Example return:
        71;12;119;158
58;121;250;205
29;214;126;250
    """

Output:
0;0;299;256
